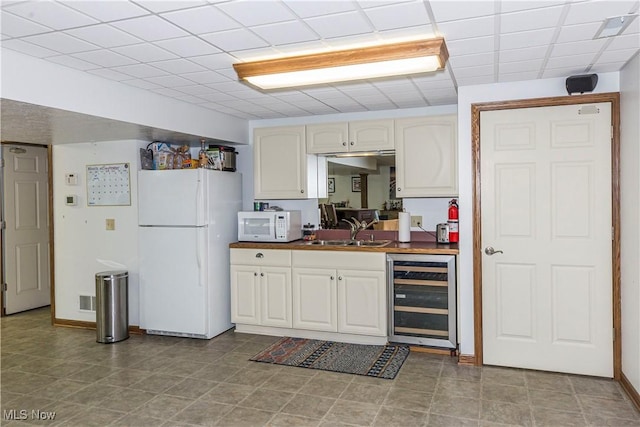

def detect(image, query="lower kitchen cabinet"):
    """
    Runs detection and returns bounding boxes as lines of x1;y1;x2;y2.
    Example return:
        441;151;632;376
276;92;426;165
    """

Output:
292;251;387;337
230;249;292;328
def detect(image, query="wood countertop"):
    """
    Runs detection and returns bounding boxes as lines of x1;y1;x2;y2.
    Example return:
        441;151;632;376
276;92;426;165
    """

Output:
229;240;458;255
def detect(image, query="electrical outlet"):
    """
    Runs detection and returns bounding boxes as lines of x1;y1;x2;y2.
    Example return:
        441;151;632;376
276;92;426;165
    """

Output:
411;215;422;227
105;218;115;231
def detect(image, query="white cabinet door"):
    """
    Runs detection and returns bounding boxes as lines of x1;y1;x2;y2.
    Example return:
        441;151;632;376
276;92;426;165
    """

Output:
349;119;394;152
254;126;308;199
230;265;260;325
337;269;387;336
292;268;338;332
306;122;349;153
395;115;457;197
261;266;292;328
307;120;394;154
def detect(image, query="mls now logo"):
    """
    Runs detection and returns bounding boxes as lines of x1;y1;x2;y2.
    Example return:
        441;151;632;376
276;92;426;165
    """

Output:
4;410;56;421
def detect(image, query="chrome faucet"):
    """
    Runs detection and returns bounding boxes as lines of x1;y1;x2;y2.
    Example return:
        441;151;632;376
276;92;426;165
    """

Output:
341;217;379;241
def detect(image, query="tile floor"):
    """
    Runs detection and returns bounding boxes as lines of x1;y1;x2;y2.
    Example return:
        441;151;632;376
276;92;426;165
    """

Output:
1;307;639;427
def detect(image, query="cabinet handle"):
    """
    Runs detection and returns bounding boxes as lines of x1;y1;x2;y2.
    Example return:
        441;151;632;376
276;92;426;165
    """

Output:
260;272;264;277
300;189;304;193
342;142;346;146
349;141;354;146
255;253;264;258
338;276;343;281
330;276;334;280
397;188;401;192
254;272;258;276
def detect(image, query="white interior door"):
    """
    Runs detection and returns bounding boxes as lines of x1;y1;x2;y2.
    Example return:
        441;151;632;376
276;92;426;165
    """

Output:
480;103;613;377
2;144;51;315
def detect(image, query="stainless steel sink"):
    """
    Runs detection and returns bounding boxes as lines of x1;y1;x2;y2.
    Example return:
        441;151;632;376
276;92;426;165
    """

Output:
303;239;392;247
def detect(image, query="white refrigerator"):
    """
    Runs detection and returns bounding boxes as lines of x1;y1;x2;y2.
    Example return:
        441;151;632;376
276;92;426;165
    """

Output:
138;168;241;339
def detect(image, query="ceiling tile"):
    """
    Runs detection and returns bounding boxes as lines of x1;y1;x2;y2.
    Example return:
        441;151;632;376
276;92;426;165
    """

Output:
216;0;297;26
200;28;269;51
446;36;494;56
455;74;495;85
377;25;437;41
121;79;163;90
113;43;179;62
160;5;241;34
72;50;138;67
111;63;169;78
590;61;630;72
500;5;564;33
498;70;539;82
597;47;639;63
154;36;221;57
133;1;208;13
22;32;99;54
176;84;217;95
542;65;585;78
173;93;209;104
499;59;544;74
145;75;194;87
545;53;596;69
64;1;150;22
437;16;495;41
500;45;548;62
181;71;229;85
500;28;555;50
66;24;144;48
283;0;356;18
429;0;496;23
364;1;430;31
1;39;58;58
151;87;189;98
564;0;638;25
452;64;494;78
47;54;97;71
0;11;52;37
608;33;640;50
556;22;603;44
449;52;494;68
305;12;374;39
112;15;189;42
551;39;607;57
251;20;319;46
188;52;236;70
3;1;98;30
149;58;207;74
87;68;133;81
500;1;565;14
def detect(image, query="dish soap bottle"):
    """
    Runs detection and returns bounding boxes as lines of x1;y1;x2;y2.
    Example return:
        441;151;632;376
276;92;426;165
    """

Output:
198;139;208;168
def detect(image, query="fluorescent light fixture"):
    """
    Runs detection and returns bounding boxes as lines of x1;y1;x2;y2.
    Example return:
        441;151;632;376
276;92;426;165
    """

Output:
594;14;638;39
233;38;448;90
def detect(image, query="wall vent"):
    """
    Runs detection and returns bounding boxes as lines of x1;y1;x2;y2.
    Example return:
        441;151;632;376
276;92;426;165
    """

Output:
79;295;96;311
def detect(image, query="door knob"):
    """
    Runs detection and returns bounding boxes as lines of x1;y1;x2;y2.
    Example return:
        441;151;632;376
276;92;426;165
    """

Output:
484;246;503;256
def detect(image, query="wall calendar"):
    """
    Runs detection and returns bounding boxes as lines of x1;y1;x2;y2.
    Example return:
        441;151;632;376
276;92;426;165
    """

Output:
86;163;131;206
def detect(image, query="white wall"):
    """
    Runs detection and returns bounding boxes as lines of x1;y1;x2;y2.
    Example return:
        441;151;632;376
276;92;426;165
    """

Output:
53;140;143;324
456;72;621;355
620;53;640;393
1;49;248;145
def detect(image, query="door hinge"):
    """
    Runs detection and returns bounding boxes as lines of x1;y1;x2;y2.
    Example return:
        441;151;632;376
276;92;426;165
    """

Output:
0;220;5;230
2;283;6;292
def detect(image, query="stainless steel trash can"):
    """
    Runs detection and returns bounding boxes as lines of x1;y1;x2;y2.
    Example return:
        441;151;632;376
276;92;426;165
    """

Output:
95;270;129;343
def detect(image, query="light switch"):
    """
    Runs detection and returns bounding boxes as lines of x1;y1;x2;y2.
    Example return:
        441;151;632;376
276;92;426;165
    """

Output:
65;173;78;185
105;219;115;231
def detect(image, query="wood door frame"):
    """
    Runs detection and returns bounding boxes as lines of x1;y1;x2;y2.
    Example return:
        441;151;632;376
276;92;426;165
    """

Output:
471;92;621;379
0;142;55;325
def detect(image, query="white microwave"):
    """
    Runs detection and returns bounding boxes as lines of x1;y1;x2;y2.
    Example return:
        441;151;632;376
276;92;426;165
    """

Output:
238;210;302;242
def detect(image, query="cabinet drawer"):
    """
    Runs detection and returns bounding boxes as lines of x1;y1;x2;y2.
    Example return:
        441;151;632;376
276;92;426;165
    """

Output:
231;249;291;267
292;250;385;270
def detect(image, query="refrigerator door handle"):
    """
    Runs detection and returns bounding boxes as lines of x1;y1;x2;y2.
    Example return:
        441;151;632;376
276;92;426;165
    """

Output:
196;229;203;287
196;171;203;225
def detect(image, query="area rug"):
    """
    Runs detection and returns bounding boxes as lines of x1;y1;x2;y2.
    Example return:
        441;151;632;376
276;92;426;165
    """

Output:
250;337;409;379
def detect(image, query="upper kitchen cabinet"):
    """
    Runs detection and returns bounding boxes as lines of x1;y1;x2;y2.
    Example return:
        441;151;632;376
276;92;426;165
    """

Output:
306;119;394;154
395;115;458;198
254;126;323;199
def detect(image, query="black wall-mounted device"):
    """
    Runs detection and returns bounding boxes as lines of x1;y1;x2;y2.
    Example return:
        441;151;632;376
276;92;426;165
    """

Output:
566;74;598;95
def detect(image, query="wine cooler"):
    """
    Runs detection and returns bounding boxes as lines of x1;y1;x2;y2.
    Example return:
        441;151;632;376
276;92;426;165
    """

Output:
387;254;456;349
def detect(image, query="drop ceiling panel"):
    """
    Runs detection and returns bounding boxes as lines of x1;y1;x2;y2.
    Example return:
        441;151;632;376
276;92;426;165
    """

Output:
1;0;638;143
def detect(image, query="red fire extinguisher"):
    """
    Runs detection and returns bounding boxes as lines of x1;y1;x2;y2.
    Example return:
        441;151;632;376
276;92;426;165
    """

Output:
448;199;459;243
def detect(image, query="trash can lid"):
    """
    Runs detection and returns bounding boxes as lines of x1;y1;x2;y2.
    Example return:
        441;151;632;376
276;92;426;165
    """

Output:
96;270;128;278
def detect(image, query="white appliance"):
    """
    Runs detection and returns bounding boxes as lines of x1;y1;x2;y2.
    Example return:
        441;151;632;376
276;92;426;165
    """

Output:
138;168;241;339
237;210;302;242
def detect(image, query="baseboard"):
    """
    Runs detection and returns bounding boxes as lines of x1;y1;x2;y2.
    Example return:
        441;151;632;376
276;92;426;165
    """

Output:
409;346;455;356
54;318;143;335
457;354;477;366
620;372;640;411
